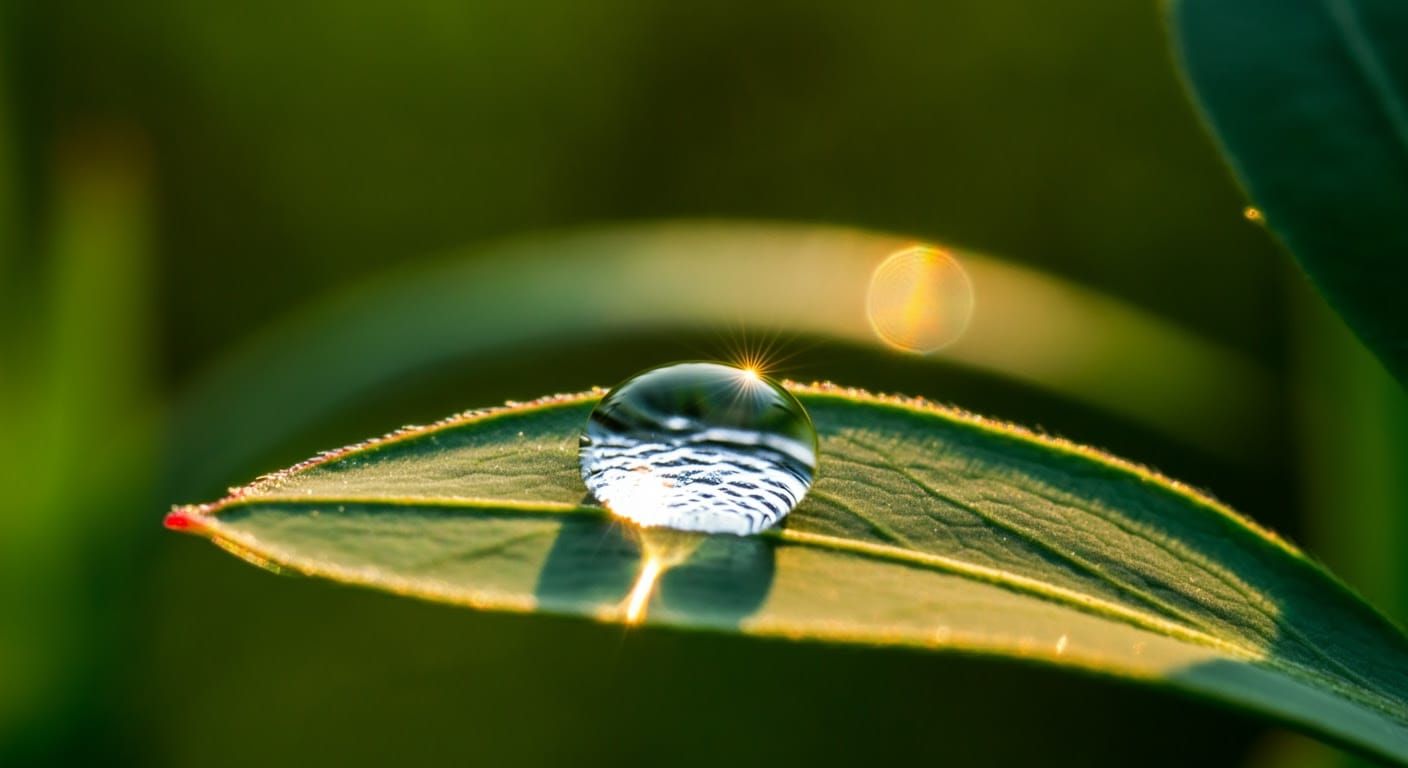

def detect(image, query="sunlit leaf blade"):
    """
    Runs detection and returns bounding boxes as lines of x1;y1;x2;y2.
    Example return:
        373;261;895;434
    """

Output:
167;385;1408;763
1169;0;1408;387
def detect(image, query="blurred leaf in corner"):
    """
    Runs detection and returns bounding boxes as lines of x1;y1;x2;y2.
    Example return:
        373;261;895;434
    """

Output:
1168;0;1408;387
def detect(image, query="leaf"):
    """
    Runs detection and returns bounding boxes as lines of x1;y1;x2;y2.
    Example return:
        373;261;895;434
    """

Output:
1168;0;1408;387
167;384;1408;762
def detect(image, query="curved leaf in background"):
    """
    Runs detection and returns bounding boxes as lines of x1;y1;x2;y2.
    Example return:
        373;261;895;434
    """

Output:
167;385;1408;763
1169;0;1408;387
170;222;1270;495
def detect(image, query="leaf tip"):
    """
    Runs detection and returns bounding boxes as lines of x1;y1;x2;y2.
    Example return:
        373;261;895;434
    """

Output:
164;508;207;535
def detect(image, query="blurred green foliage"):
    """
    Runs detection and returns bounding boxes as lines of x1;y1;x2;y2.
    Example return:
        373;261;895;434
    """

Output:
1172;0;1408;387
3;0;1404;765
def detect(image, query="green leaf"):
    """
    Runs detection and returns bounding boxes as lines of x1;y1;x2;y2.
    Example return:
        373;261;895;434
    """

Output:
1168;0;1408;387
168;385;1408;763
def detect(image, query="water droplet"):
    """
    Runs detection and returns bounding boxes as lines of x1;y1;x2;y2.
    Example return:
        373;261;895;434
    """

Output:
867;245;974;354
1243;206;1264;223
579;362;818;536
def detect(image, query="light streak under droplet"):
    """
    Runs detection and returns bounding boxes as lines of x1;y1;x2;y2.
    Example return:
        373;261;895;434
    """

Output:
623;557;664;624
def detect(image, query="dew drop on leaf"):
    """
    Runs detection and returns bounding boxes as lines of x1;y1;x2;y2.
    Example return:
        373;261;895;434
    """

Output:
579;361;818;535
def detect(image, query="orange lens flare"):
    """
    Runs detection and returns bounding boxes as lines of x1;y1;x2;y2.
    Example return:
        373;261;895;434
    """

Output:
866;246;975;354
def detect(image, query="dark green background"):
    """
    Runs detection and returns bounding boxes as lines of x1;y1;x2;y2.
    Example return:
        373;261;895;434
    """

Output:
3;0;1404;765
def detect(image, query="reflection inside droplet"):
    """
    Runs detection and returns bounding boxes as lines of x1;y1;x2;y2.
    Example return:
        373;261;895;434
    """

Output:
579;362;818;536
866;245;975;354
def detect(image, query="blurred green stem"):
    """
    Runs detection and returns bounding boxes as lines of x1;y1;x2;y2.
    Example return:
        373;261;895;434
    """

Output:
0;126;154;756
1266;268;1408;768
1293;274;1408;620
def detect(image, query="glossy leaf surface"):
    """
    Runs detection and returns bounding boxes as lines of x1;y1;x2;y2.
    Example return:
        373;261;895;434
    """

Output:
168;385;1408;763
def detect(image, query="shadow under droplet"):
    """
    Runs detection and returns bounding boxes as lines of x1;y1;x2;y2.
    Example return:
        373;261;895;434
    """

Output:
533;495;776;628
655;534;776;628
532;500;642;614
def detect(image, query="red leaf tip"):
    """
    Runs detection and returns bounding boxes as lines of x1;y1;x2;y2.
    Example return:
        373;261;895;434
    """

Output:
164;510;204;533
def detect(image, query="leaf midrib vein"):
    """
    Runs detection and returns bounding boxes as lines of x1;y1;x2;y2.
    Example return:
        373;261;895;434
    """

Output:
203;492;1403;720
208;492;1247;656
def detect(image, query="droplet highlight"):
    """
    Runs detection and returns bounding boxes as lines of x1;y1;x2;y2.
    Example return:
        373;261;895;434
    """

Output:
579;362;818;536
867;245;974;354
